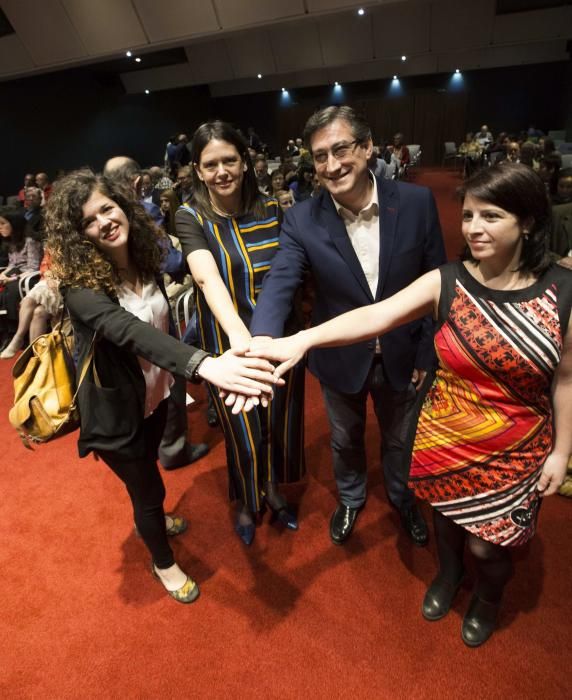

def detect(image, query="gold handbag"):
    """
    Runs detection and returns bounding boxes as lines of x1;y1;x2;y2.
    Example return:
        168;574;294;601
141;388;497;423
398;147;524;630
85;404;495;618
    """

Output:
9;320;95;449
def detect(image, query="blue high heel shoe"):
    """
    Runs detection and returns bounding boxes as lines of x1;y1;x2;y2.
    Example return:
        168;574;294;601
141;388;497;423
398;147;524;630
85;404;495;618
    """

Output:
265;498;299;531
235;521;255;545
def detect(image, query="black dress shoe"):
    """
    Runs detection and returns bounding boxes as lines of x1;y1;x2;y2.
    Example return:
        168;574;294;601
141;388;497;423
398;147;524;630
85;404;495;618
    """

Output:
461;595;500;647
422;573;464;621
400;503;428;546
206;407;219;427
330;503;361;545
162;442;209;470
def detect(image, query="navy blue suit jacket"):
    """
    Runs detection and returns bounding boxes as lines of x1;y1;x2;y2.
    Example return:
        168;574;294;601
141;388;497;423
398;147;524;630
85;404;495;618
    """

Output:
250;176;447;394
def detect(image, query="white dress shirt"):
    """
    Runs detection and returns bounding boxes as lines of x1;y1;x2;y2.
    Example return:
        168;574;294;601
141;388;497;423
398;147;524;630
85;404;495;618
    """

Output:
117;278;174;418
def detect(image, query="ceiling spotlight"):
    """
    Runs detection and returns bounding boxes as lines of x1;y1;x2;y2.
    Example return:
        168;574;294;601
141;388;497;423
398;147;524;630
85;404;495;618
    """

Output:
281;87;286;92
455;68;460;73
401;55;407;61
334;81;339;86
257;73;262;79
125;50;132;57
393;75;398;80
135;57;141;63
358;8;365;15
145;89;150;94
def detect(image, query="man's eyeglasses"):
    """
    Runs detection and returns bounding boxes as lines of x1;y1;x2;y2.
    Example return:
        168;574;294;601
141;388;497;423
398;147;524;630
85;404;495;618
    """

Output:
312;140;360;165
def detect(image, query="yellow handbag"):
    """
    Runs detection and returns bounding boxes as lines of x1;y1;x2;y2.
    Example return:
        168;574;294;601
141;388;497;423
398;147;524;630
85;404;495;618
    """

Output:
9;320;95;449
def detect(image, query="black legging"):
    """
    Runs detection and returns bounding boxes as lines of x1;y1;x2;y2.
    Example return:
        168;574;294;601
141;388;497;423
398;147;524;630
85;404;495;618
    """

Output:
433;509;513;603
97;399;174;569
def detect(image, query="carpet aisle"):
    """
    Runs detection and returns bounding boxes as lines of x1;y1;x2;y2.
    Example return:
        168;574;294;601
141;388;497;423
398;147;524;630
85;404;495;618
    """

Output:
1;168;570;699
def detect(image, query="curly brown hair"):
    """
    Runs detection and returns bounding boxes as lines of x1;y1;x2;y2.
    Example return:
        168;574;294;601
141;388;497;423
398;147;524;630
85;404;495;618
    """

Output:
44;169;165;296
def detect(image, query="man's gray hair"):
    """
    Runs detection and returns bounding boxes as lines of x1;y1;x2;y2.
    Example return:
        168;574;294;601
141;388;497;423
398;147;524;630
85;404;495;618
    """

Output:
303;106;371;151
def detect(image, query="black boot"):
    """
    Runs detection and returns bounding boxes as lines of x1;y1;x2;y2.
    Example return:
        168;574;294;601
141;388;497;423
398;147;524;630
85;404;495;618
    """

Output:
461;594;500;647
422;572;464;621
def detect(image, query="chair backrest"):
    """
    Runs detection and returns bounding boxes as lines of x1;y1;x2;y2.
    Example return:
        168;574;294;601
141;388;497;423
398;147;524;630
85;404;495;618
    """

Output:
444;142;457;155
561;153;572;169
548;130;566;141
407;145;421;165
6;195;20;207
489;151;503;165
174;286;195;339
557;142;572;154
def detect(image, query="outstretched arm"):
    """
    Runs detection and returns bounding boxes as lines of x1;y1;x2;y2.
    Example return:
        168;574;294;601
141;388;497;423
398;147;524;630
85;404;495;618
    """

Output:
249;269;441;377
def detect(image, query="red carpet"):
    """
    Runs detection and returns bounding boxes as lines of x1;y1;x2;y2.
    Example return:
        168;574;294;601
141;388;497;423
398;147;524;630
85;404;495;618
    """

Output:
1;169;570;699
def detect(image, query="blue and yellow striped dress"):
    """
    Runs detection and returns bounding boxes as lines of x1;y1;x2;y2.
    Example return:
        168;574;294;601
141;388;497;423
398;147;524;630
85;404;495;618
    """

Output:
176;198;305;512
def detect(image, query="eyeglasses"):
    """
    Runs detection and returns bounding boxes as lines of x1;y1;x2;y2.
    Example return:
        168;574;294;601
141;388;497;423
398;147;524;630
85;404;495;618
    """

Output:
312;140;360;165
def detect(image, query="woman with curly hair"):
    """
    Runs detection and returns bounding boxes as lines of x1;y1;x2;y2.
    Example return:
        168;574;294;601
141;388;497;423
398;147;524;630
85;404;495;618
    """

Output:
253;163;572;646
44;169;279;603
0;207;42;349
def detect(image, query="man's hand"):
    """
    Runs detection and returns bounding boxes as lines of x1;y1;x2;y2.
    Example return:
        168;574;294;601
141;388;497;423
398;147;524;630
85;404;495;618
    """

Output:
557;257;572;271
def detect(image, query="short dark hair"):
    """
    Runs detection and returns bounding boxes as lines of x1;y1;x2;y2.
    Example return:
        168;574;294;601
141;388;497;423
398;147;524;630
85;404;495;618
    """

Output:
459;162;551;276
189;120;267;220
0;207;28;252
303;106;371;152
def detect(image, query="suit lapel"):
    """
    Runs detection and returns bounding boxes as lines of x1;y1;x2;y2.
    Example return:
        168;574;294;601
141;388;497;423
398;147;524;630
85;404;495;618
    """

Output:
317;190;374;301
376;177;399;300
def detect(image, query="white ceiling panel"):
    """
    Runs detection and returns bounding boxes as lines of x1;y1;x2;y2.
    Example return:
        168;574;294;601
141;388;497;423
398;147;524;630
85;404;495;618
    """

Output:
492;7;572;45
372;2;430;58
306;0;371;11
2;0;86;65
318;12;374;66
225;31;276;79
62;0;148;56
121;62;194;93
185;40;234;84
0;34;35;76
431;0;496;52
436;39;568;73
209;66;330;97
133;0;219;42
214;0;305;29
269;20;323;73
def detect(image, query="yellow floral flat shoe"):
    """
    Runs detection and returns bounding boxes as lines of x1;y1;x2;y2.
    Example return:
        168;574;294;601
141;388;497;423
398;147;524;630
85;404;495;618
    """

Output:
151;563;200;604
134;514;188;538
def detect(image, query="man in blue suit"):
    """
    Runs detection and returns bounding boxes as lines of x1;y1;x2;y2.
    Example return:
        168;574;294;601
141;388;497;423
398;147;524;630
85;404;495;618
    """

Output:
250;106;446;546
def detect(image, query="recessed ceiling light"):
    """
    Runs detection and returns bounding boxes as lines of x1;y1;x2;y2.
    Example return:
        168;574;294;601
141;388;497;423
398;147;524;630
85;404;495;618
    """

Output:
358;8;365;15
455;68;460;73
401;55;407;61
393;75;398;80
125;50;132;57
135;57;141;63
257;73;262;79
281;87;286;92
334;81;339;86
145;89;150;94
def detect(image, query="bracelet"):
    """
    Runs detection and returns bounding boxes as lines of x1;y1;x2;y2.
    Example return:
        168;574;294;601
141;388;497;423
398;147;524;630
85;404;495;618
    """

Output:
192;354;210;381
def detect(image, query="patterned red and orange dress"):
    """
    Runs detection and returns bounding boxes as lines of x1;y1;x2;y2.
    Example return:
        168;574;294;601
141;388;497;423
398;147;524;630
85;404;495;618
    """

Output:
409;261;572;546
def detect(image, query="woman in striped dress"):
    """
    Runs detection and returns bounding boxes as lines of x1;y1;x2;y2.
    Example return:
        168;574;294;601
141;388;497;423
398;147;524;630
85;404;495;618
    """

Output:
252;163;572;646
175;121;305;545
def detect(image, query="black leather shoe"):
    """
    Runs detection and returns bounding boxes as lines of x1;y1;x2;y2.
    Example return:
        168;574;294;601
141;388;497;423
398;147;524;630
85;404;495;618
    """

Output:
330;503;361;545
206;407;219;427
461;595;500;647
162;442;209;471
400;503;428;546
422;573;464;621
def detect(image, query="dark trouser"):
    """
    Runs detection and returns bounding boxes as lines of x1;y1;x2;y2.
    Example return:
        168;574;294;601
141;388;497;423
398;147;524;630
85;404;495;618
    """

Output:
158;375;189;467
321;357;418;511
0;279;21;335
97;400;174;569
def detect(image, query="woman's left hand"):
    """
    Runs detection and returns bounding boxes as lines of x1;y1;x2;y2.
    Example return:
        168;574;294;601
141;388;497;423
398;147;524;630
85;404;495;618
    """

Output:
537;453;568;496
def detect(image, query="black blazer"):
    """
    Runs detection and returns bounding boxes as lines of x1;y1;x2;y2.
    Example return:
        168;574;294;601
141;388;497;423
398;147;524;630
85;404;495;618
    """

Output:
65;283;207;460
250;176;447;393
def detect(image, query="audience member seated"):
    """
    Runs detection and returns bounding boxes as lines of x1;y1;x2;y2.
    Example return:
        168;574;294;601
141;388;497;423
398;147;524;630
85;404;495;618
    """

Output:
311;173;322;197
174;165;193;205
276;189;295;212
458;132;483;177
474;124;493;147
35;172;52;203
23;187;44;239
539;152;562;200
519;142;539;170
289;163;314;203
0;207;42;350
554;168;572;205
392;133;410;178
285;139;299;157
270;169;285;198
140;170;161;207
158;189;180;237
17;174;36;207
254;157;272;194
149;165;173;192
0;251;59;359
505;141;521;163
549;201;572;265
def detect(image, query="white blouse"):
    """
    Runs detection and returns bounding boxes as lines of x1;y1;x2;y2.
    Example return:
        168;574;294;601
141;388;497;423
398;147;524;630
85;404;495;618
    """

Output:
117;278;174;418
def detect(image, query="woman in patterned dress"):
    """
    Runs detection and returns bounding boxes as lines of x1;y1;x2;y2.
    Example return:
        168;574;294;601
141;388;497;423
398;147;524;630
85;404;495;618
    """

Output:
252;163;572;646
175;121;305;546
